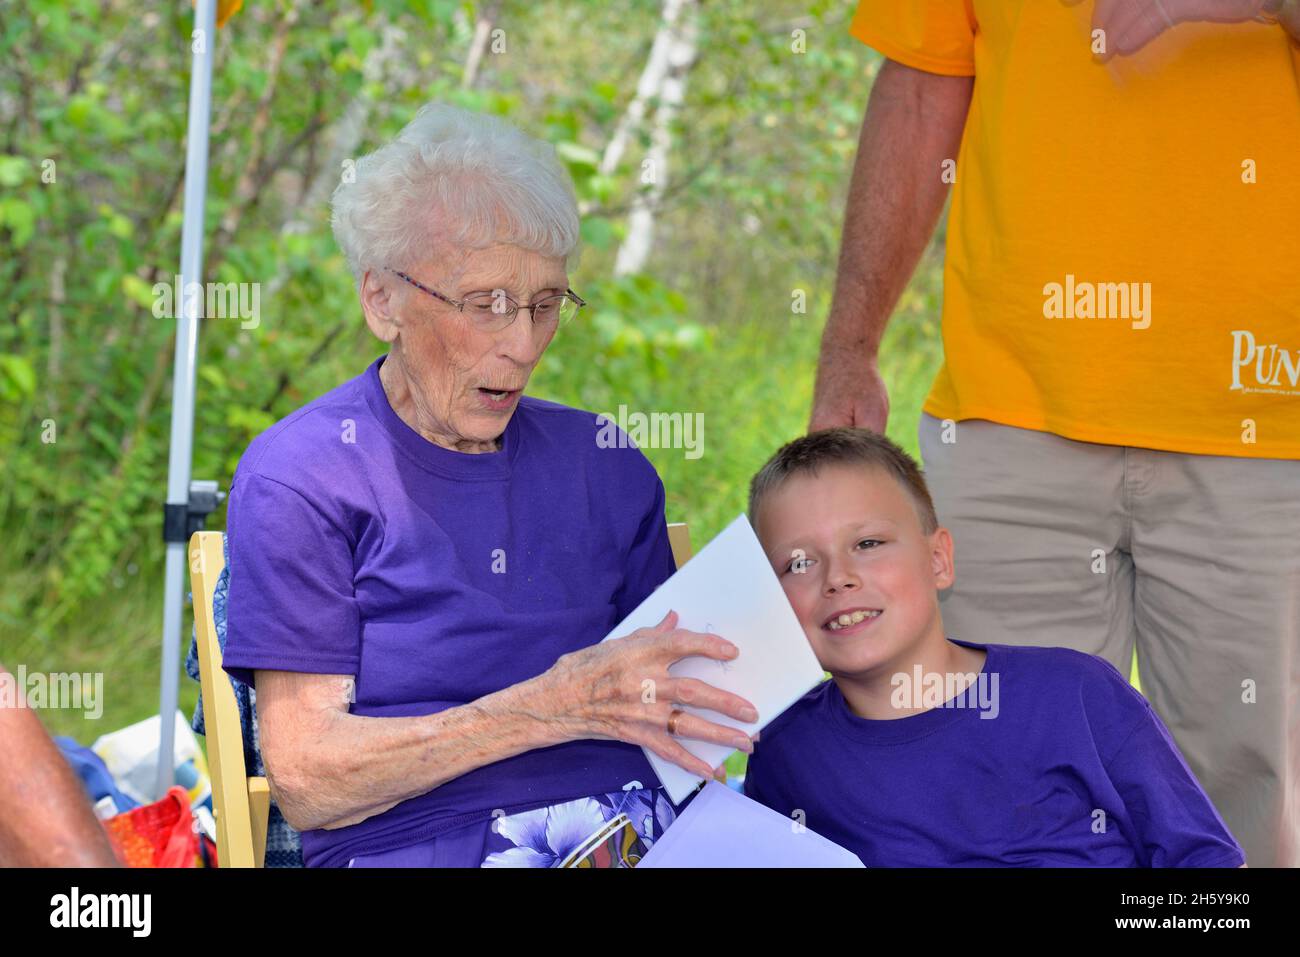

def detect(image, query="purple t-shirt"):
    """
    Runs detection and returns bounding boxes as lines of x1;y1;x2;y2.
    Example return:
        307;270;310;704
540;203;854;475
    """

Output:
744;639;1245;867
222;356;677;868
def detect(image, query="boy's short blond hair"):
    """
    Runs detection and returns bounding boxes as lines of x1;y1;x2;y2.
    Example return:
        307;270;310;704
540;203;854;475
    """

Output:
749;427;940;535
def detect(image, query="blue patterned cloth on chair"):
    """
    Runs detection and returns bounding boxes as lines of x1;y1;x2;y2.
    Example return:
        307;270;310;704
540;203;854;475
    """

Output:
185;534;304;867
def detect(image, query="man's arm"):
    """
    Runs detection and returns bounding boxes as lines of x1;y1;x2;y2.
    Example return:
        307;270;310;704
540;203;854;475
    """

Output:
809;58;973;433
0;667;120;866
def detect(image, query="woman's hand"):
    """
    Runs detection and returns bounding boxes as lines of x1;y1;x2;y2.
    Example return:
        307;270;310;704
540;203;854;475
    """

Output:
539;610;760;781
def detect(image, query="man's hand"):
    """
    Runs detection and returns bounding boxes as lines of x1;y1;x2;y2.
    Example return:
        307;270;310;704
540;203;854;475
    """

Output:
810;342;890;433
1081;0;1282;59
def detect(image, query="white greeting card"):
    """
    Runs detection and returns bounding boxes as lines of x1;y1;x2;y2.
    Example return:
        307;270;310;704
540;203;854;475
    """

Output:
602;513;824;803
637;781;864;868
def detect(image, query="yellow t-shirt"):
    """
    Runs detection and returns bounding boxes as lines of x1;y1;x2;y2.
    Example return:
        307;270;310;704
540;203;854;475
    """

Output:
850;0;1300;458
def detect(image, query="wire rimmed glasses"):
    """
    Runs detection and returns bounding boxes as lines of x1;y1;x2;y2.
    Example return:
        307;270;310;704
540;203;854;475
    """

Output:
390;268;586;333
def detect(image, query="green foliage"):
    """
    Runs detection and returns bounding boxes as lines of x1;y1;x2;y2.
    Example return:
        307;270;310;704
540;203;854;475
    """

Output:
0;0;944;739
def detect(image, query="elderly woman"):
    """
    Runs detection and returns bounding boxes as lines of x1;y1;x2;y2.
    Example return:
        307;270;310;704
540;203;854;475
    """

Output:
220;103;756;868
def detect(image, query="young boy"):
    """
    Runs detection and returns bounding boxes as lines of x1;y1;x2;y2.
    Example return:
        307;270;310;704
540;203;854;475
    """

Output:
743;427;1245;867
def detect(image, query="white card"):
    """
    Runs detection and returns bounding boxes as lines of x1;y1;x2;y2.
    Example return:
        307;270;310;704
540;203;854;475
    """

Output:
601;513;825;803
637;781;864;868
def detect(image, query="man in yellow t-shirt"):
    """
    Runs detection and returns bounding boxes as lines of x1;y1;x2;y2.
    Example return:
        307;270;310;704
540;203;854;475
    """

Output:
811;0;1300;866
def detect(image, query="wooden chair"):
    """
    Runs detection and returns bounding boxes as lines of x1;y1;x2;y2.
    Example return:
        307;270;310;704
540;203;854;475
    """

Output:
189;522;693;869
666;522;693;571
190;530;270;868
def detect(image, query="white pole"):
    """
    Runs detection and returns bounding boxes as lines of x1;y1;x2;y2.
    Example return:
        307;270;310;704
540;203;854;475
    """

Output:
156;0;216;800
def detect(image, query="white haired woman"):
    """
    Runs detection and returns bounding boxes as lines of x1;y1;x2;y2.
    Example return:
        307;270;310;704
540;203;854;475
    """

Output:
219;103;756;868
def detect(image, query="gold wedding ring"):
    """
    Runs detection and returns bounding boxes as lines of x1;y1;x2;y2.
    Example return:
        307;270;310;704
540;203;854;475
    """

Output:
667;708;684;736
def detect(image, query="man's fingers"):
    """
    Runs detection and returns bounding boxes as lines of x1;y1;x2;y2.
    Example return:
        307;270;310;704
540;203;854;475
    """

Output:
809;397;855;432
1090;0;1122;20
1092;0;1175;60
809;350;888;434
1109;2;1170;55
856;395;888;435
1090;0;1136;59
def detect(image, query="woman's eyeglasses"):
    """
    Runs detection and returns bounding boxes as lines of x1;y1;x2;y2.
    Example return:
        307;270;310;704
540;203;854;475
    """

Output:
390;269;586;333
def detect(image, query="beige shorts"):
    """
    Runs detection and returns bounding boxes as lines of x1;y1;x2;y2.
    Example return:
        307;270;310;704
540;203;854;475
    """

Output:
918;412;1300;867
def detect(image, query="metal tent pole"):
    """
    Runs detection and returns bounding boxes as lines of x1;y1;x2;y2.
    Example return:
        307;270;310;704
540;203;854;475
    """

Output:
155;0;216;800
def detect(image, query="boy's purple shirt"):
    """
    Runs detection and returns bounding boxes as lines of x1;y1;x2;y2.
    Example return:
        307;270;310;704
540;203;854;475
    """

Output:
221;356;677;868
744;639;1246;868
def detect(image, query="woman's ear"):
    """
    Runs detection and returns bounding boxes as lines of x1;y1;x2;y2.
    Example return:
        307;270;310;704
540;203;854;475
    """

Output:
360;269;401;343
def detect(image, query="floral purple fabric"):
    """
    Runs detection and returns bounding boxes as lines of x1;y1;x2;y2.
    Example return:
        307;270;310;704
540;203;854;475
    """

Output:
483;786;676;867
345;786;677;868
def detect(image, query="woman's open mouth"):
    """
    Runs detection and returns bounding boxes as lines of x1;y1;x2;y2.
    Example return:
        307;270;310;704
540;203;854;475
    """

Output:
477;387;521;411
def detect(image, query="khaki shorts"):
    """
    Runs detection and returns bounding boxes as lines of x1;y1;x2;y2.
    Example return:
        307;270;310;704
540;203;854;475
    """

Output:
918;412;1300;867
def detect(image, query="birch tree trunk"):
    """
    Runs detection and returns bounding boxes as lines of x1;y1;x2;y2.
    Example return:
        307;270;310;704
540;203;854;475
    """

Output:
264;22;409;303
611;0;699;277
462;1;505;89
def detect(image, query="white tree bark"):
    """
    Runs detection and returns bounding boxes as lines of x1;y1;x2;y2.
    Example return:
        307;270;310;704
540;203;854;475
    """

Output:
261;22;409;305
462;1;504;89
612;0;699;277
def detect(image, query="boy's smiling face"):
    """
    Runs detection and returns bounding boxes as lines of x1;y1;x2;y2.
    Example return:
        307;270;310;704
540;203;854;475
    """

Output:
756;463;954;680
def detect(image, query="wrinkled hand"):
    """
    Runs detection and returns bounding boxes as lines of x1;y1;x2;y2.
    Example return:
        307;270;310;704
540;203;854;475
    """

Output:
1071;0;1271;59
543;610;759;782
809;339;889;434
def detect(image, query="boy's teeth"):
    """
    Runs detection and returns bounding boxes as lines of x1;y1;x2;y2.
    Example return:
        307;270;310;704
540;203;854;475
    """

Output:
828;610;880;630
